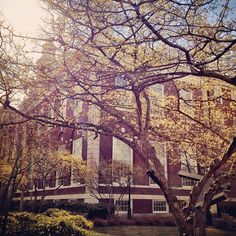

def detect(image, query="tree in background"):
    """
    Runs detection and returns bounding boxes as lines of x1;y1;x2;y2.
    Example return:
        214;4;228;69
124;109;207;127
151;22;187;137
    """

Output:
78;159;142;219
0;121;30;235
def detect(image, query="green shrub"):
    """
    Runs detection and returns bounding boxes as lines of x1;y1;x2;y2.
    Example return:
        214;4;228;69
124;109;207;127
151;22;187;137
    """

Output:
54;202;110;219
32;213;89;236
55;202;89;214
87;203;110;219
6;214;21;235
13;201;111;219
6;209;93;236
44;208;71;217
7;212;36;235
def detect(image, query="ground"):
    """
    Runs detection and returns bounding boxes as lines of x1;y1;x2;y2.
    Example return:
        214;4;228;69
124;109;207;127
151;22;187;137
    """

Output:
89;226;234;236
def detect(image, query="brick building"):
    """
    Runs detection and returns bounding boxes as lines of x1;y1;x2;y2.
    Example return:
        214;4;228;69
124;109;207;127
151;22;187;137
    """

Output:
4;43;236;215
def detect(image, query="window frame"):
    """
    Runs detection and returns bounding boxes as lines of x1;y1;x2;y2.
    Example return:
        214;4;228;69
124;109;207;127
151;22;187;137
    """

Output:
180;149;197;188
56;145;67;187
150;84;164;115
116;200;129;212
112;137;133;185
153;200;168;213
72;138;83;184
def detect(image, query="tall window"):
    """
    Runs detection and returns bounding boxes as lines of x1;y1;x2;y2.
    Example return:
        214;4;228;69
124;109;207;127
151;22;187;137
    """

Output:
57;145;66;186
231;89;236;101
48;104;55;119
60;99;67;118
150;142;167;184
72;138;82;183
181;151;196;173
72;99;82;116
181;149;197;187
112;137;133;182
114;75;132;110
231;89;236;125
150;84;164;115
179;89;192;114
113;138;132;165
214;87;223;104
202;89;211;118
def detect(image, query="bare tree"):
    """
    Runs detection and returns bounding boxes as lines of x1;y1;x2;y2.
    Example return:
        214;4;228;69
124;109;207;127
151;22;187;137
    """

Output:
78;159;141;219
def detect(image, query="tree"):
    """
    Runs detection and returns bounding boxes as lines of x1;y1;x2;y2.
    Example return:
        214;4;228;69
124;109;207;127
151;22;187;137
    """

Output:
0;1;236;236
0;120;30;235
79;159;142;219
21;147;73;212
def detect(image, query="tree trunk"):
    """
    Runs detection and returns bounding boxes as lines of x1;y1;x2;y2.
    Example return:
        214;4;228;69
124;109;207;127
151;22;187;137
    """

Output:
198;209;207;236
0;198;9;236
147;170;195;236
169;206;194;236
19;189;25;211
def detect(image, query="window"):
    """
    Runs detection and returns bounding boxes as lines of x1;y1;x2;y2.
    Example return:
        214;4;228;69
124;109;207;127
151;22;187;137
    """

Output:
45;174;51;188
72;138;82;156
114;75;132;110
182;177;196;187
114;91;133;110
72;138;83;183
36;124;42;136
116;200;129;212
45;171;56;188
60;99;67;118
179;89;192;105
112;137;133;183
231;89;236;101
26;178;34;190
150;84;164;114
115;75;128;87
202;89;211;118
152;84;164;98
113;137;132;166
57;145;67;186
214;87;223;104
181;149;196;174
150;142;167;184
181;149;197;188
179;89;192;114
231;90;236;125
153;200;167;212
48;101;55;119
57;169;64;186
72;99;82;116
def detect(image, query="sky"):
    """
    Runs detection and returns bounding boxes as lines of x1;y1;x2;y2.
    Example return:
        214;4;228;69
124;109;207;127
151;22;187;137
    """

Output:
0;0;45;36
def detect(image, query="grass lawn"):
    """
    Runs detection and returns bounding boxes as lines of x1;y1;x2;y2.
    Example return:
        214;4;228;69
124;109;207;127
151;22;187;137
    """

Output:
88;226;234;236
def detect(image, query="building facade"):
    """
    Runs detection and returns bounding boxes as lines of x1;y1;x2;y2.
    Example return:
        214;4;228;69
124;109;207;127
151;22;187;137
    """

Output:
2;44;236;215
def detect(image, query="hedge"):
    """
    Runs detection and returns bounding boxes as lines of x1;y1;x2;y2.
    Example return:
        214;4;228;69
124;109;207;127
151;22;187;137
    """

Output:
6;209;93;236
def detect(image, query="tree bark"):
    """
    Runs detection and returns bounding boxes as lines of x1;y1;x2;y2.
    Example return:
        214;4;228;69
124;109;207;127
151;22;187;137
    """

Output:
147;170;194;236
198;209;206;236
